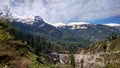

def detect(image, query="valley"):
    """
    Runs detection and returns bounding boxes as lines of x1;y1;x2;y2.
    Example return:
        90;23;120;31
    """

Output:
0;0;120;68
58;36;120;68
0;11;120;68
13;16;120;48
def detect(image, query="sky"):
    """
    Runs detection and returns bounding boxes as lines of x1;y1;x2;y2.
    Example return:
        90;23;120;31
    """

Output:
0;0;120;24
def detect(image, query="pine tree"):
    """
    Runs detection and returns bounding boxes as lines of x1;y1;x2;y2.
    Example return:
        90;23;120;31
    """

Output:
70;54;75;68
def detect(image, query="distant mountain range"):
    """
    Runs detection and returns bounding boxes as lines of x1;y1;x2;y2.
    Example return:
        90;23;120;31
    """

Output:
90;16;120;24
12;16;120;47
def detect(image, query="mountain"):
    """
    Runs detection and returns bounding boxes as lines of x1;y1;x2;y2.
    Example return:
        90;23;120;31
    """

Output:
12;16;120;47
104;23;120;27
13;17;91;47
57;24;120;41
90;15;120;24
0;17;80;68
104;23;120;30
1;16;120;68
13;16;62;40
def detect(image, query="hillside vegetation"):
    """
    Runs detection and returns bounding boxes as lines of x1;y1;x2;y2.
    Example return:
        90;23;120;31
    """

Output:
77;35;120;68
0;18;61;68
87;35;120;53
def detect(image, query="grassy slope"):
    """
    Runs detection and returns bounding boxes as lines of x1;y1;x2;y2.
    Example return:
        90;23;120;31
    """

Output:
0;20;57;68
87;37;120;68
87;37;120;53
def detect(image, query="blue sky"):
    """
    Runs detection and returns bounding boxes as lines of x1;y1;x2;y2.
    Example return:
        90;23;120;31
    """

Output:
0;0;120;24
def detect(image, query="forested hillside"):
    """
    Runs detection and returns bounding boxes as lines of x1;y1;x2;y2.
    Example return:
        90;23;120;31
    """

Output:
0;18;65;68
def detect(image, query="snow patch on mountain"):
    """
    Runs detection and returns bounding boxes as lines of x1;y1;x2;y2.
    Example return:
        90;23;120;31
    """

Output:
51;22;89;30
51;22;66;27
14;17;35;25
52;22;89;27
14;16;46;26
70;25;87;30
39;23;45;28
67;22;89;26
104;23;120;27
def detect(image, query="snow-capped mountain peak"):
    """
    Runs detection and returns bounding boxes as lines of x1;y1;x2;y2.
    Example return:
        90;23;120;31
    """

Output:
14;17;34;25
52;22;89;30
51;22;66;27
67;22;89;26
34;16;44;22
70;25;88;30
104;23;120;27
14;16;45;25
51;22;89;27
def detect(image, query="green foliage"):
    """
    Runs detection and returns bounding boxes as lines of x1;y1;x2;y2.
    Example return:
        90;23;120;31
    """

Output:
0;19;13;43
107;32;117;41
0;18;60;68
69;54;75;68
0;30;12;43
0;18;12;28
9;27;65;54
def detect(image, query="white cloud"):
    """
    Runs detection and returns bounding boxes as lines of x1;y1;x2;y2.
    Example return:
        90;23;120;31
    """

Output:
0;0;120;24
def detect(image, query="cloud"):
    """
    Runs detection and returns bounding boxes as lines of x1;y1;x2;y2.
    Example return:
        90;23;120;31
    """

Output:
0;0;120;24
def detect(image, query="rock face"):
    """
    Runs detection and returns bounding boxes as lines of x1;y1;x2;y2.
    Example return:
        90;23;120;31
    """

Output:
33;16;45;27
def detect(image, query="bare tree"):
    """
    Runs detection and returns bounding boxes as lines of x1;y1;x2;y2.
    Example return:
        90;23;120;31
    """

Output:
0;5;12;19
0;5;13;26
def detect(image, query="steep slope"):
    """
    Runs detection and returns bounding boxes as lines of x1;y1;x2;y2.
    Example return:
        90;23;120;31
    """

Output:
86;36;120;53
0;18;64;68
75;36;120;68
13;16;90;48
13;16;62;40
89;37;120;68
104;37;120;67
0;20;38;68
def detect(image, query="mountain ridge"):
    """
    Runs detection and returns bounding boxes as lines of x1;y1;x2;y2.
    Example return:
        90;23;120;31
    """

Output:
13;16;120;47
